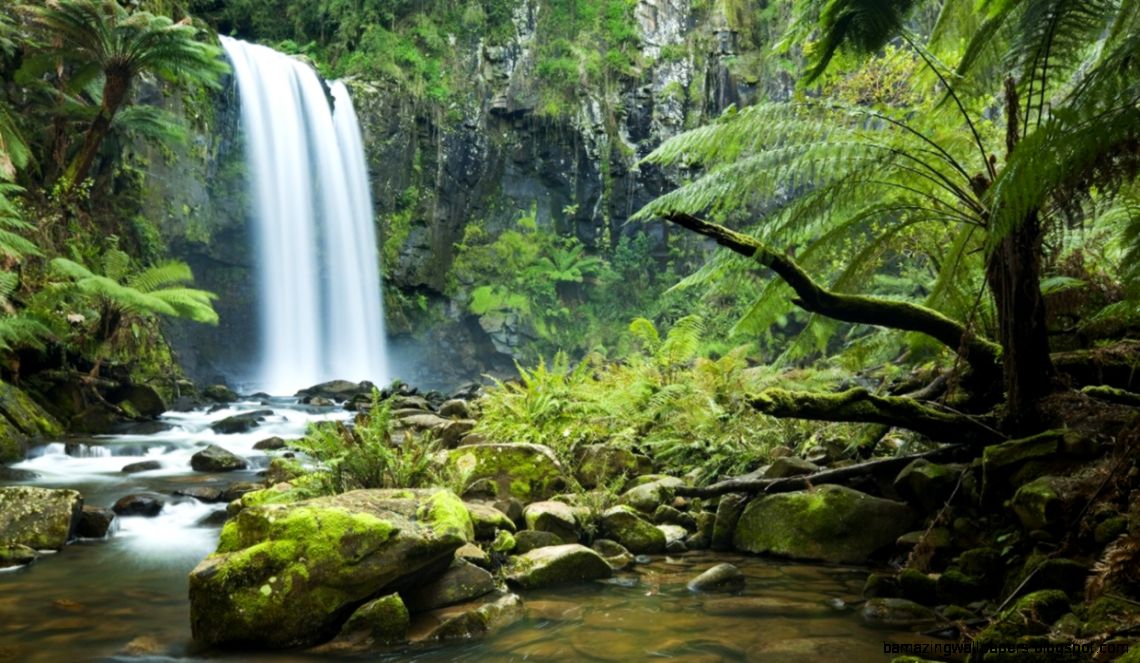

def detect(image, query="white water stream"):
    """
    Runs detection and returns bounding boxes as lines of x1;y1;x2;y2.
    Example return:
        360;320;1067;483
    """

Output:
220;37;388;394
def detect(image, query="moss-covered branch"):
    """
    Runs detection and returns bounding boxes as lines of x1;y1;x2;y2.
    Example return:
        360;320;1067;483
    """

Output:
676;443;972;498
750;387;1002;444
662;212;1001;375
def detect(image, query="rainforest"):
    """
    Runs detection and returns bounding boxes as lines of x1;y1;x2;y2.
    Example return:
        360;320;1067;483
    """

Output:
1;1;1139;661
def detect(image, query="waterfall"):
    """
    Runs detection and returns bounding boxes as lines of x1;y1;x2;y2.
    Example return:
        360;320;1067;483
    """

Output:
220;37;388;394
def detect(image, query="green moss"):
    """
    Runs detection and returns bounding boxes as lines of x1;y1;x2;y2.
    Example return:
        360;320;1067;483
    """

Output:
340;593;409;645
600;505;665;554
492;529;516;553
1009;476;1062;531
418;489;475;542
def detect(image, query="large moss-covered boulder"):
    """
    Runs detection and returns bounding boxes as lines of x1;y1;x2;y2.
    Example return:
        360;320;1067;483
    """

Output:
188;488;473;648
0;486;82;550
445;443;567;502
733;485;914;563
505;543;613;589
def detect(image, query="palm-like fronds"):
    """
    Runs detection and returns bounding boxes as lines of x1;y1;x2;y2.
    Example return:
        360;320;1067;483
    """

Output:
0;184;38;261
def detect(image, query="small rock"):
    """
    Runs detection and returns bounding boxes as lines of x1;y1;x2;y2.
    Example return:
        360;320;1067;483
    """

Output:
121;460;162;474
591;538;633;570
619;476;684;513
112;493;164;517
653;504;696;529
687;563;746;593
252;436;287;451
455;543;490;568
333;593;409;648
466;502;517;539
190;444;247;472
0;544;37;568
859;598;939;628
210;410;273;434
711;493;748;551
76;506;116;538
173;487;226;503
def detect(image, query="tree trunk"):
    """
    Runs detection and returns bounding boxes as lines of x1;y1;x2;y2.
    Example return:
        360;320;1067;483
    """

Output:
64;71;130;190
985;212;1055;434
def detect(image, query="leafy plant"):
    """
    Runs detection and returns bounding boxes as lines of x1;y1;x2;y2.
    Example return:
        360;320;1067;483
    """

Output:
292;393;441;494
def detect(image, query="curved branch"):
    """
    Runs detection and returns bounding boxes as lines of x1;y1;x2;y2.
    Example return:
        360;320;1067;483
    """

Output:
662;212;1002;374
749;387;1002;444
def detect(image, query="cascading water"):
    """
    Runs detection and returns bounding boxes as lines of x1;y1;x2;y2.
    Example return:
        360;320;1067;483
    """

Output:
220;37;388;394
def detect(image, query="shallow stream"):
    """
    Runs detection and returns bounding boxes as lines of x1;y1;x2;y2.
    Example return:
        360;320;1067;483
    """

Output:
1;401;936;662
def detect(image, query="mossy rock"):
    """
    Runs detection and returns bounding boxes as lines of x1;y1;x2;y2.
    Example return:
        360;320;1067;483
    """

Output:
982;432;1061;473
893;459;964;511
401;559;496;613
733;485;914;563
969;590;1072;662
574;444;640;489
465;502;516;540
898;568;939;605
0;486;82;550
937;568;987;604
859;598;938;628
446;443;567;503
1009;476;1064;531
1077;595;1140;637
335;593;409;646
711;493;748;551
189;488;471;648
0;380;64;439
523;500;579;543
619;476;685;514
601;505;666;554
410;592;525;642
505;544;612;589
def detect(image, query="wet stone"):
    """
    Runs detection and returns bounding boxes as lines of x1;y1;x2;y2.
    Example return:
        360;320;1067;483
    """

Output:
76;506;116;538
687;563;746;593
112;493;164;517
120;460;162;474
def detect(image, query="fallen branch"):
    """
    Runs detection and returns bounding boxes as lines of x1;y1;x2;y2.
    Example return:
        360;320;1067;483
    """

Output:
676;443;972;498
663;212;1001;377
750;387;1003;444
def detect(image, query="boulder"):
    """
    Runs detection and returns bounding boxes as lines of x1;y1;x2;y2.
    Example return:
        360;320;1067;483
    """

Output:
202;384;239;403
687;563;746;593
456;542;491;568
445;444;567;502
318;593;409;652
439;420;476;448
733;485;914;563
763;457;820;478
111;384;166;418
438;399;470;418
188;488;472;648
619;476;685;513
513;529;563;554
76;506;116;538
653;504;696;529
0;486;82;549
0;543;38;568
210;410;273;434
465;502;516;539
1010;476;1065;531
711;493;748;551
591;539;633;570
113;493;165;517
505;544;613;589
859;598;939;628
893;459;964;511
397;413;450;432
253;436;288;451
409;592;524;643
601;505;666;554
295;380;372;402
574;445;641;488
121;460;162;473
401;559;496;612
658;524;689;552
0;380;64;463
190;444;247;472
523;501;579;543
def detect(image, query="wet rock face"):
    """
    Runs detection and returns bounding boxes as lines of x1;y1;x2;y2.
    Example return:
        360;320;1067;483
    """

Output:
504;544;613;589
188;488;472;648
112;493;165;517
0;486;83;550
732;485;915;564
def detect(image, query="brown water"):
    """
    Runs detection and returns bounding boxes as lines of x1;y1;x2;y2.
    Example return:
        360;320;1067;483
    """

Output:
1;404;938;662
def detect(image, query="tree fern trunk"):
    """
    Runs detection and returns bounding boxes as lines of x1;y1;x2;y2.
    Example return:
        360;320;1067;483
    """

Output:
64;71;130;190
985;210;1055;435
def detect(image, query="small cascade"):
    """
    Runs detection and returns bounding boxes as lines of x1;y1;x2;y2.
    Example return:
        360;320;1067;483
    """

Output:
220;37;388;394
